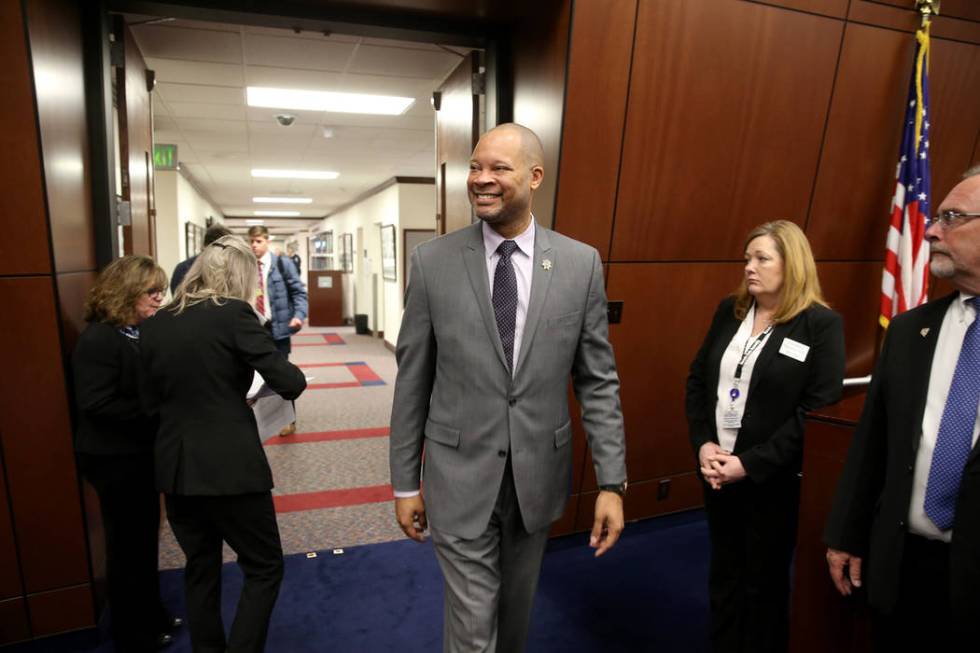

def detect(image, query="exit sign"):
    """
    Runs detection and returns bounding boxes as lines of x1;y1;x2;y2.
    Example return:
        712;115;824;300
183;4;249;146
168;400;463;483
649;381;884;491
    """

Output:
153;144;177;170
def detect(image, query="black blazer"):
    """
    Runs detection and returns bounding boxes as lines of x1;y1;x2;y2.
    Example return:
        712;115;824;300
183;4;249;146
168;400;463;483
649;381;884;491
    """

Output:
140;299;306;495
825;293;979;623
686;296;846;483
72;321;156;455
169;255;196;295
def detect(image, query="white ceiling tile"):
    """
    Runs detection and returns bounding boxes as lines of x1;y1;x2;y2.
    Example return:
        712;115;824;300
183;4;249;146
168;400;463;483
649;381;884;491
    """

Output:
243;66;344;90
147;58;244;87
157;82;244;105
243;33;356;72
168;102;248;120
132;25;243;64
175;117;247;134
348;45;459;79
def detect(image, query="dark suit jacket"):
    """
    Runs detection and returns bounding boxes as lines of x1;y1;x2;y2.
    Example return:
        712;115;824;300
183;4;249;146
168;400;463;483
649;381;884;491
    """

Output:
140;299;306;495
686;296;846;482
72;321;157;455
170;255;196;295
825;293;979;623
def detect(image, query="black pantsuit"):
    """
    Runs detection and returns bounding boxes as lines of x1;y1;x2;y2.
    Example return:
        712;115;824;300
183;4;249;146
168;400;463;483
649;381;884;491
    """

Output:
141;299;306;653
72;321;168;652
166;493;283;653
686;297;845;653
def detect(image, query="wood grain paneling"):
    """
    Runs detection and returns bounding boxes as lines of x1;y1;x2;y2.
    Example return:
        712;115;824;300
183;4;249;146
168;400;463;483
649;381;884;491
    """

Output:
875;0;980;22
0;278;88;593
606;262;742;482
511;0;571;230
0;597;30;645
817;262;881;377
25;0;95;274
307;271;344;326
0;0;51;277
435;52;478;235
748;0;848;18
118;22;154;257
55;271;97;355
573;472;702;531
790;417;873;652
27;584;93;637
612;0;841;261
552;0;636;258
808;24;980;260
849;0;980;44
0;461;21;601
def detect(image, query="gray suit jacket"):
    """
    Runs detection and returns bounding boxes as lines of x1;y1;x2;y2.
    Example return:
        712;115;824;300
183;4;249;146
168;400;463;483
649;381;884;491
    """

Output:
389;221;626;539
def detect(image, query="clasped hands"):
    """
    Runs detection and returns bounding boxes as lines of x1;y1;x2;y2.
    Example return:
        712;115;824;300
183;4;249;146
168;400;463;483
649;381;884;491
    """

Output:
698;442;747;490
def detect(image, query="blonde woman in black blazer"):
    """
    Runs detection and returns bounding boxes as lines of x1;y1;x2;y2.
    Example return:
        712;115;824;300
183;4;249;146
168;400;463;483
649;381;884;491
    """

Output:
686;221;845;653
141;236;306;653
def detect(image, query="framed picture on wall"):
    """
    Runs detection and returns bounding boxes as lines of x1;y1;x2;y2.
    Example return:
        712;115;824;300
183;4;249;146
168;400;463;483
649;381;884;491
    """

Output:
185;222;205;256
403;229;436;291
341;233;353;272
381;224;397;281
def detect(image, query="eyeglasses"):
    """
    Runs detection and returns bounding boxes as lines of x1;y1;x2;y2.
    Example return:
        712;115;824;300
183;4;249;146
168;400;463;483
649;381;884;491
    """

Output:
925;210;980;231
144;287;165;297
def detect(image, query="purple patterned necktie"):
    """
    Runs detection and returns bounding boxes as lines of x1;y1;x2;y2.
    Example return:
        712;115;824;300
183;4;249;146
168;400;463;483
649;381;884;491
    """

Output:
924;297;980;530
492;240;519;373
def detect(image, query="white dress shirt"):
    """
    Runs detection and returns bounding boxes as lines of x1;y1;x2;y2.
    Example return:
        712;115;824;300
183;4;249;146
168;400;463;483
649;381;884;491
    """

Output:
714;304;773;454
256;250;273;318
393;219;536;499
908;293;980;541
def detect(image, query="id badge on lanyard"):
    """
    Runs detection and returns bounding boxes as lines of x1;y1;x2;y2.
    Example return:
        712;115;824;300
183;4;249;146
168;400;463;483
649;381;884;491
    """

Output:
724;324;773;430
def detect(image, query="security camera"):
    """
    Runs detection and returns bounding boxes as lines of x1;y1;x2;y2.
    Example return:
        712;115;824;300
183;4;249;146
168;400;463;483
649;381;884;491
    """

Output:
275;114;296;127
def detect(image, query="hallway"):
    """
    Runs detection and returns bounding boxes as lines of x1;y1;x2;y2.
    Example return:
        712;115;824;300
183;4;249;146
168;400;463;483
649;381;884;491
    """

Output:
159;326;404;569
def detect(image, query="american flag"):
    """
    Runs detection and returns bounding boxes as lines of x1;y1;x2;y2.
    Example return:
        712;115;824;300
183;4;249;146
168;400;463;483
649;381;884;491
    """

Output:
880;25;932;329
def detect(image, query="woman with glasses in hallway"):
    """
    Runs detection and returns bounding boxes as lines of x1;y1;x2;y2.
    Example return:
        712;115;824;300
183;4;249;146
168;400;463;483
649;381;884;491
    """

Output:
685;220;846;653
73;255;181;651
140;236;306;653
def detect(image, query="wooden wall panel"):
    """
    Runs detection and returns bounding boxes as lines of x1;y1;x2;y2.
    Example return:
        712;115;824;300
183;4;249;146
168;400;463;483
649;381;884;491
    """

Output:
511;0;571;230
612;0;842;262
0;278;88;593
817;262;881;377
849;0;980;44
0;463;21;601
56;271;98;355
927;38;980;202
434;52;478;235
606;262;742;482
551;0;636;257
118;23;155;256
0;1;51;277
0;597;30;645
26;0;95;274
875;0;980;22
27;585;93;637
749;0;848;18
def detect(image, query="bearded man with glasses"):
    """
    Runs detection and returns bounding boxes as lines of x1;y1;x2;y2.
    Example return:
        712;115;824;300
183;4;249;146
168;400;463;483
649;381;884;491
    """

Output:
825;164;980;649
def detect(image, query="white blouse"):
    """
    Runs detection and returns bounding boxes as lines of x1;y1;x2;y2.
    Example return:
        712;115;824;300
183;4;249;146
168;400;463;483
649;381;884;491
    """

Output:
714;304;774;453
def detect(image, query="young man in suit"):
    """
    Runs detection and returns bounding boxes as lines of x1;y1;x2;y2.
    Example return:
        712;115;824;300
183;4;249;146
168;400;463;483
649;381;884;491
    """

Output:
389;123;627;652
169;224;231;295
825;166;980;647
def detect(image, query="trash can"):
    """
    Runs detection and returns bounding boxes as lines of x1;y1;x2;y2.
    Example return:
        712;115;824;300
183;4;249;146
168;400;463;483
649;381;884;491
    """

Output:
354;314;370;335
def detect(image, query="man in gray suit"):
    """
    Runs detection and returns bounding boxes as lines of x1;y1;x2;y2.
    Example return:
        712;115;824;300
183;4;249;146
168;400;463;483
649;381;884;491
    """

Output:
389;123;627;652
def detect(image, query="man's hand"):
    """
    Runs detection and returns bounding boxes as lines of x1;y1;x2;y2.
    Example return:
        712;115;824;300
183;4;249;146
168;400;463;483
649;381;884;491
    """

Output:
699;442;725;489
590;491;624;557
826;548;862;596
708;453;746;487
288;317;303;331
395;496;428;543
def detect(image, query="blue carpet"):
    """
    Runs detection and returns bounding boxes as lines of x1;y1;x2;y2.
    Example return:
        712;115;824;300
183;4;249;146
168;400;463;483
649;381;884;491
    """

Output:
13;510;709;653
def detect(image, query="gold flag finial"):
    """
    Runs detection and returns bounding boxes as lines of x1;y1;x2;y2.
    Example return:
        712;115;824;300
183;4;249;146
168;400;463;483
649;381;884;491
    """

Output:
916;0;940;26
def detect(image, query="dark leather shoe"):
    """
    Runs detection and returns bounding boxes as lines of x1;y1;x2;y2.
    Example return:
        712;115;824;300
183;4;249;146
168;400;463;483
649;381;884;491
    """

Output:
156;632;175;649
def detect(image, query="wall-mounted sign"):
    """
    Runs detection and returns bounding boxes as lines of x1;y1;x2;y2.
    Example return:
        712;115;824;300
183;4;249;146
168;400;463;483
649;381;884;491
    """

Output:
153;143;178;170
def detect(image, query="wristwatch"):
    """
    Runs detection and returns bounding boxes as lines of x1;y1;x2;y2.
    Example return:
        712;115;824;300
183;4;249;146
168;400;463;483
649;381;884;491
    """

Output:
599;481;628;496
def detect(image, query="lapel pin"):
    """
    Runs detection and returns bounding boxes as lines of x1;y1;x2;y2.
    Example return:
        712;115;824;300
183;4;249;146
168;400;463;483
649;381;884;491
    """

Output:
541;259;552;271
920;328;930;338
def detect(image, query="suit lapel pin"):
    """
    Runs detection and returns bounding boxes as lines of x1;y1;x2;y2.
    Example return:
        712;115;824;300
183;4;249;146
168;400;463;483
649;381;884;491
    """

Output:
920;328;930;338
541;259;552;271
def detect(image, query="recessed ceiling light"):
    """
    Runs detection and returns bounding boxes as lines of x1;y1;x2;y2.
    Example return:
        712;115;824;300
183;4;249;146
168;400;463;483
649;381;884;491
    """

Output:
254;210;301;217
251;168;339;180
247;86;415;116
253;196;313;204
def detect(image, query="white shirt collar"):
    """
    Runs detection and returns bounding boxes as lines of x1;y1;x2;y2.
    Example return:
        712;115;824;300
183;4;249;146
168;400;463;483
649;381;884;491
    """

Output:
259;250;272;273
482;217;535;260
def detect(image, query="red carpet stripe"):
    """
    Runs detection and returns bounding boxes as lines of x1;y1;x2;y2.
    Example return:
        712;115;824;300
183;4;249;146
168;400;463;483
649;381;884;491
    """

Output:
347;362;384;384
297;362;348;369
273;484;392;513
265;426;390;446
307;381;361;390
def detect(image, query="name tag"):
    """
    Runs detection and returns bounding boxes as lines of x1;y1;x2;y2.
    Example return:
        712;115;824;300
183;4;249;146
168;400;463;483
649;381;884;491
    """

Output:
779;337;810;362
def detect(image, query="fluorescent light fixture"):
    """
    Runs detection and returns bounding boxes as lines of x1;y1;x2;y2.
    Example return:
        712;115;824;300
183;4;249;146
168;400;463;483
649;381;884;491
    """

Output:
245;219;265;225
252;196;313;204
247;86;415;116
254;210;301;217
251;168;339;180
